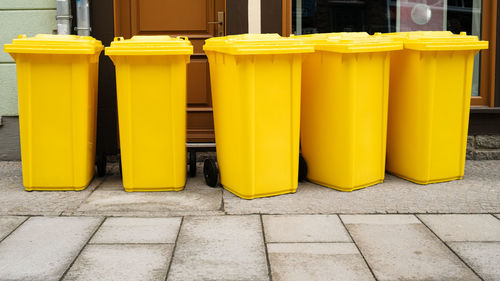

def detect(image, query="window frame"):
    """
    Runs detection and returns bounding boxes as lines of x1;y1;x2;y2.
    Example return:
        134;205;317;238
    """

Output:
473;0;496;107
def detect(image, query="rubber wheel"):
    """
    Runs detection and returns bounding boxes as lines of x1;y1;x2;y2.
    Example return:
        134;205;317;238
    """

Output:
189;151;197;177
96;153;107;177
203;159;219;187
298;154;308;182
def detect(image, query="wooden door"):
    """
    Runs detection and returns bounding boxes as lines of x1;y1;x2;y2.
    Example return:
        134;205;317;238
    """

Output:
113;0;225;142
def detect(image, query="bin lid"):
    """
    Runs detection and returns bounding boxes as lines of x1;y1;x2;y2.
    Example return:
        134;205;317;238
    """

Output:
203;34;314;55
297;32;403;53
4;34;103;55
105;36;193;56
381;31;488;51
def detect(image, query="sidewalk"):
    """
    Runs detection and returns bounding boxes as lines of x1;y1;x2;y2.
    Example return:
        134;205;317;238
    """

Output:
0;160;499;280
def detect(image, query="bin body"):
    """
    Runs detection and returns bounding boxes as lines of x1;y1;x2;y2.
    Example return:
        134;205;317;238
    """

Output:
299;33;402;191
106;36;192;191
385;32;488;184
204;34;313;199
4;34;103;191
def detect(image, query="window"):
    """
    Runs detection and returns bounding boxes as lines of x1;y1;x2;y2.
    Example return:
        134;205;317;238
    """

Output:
289;0;496;106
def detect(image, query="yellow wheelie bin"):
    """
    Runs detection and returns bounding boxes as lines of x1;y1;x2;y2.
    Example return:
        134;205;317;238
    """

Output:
384;31;488;184
299;33;402;191
203;34;313;199
4;34;103;191
105;36;193;192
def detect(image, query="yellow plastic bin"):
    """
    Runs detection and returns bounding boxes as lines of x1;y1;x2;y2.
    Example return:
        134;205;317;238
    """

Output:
299;33;402;191
4;34;103;191
105;36;193;192
384;31;488;184
203;34;313;199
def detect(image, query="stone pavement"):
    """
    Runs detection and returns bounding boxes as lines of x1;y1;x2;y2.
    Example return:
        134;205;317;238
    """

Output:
0;160;499;280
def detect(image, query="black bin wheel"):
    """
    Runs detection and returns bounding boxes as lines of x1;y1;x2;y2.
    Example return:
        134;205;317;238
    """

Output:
96;153;107;177
299;154;308;182
203;159;219;187
189;151;197;177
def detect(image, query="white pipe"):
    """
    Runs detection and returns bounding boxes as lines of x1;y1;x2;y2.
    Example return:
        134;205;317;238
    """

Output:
56;0;72;35
76;0;91;36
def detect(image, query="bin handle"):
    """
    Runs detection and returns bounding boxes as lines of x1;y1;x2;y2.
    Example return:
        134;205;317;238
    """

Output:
177;36;189;41
114;37;125;41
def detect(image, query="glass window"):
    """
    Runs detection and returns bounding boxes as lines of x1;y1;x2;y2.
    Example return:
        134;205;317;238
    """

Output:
292;0;482;96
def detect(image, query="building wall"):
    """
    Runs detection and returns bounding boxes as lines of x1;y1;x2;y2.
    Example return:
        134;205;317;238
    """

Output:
467;135;500;160
0;117;20;160
3;112;498;161
0;0;56;160
0;0;57;118
0;1;498;161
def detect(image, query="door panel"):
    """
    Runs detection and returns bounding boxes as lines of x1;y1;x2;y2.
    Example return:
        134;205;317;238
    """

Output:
136;0;208;32
187;59;211;106
186;111;216;142
114;0;225;142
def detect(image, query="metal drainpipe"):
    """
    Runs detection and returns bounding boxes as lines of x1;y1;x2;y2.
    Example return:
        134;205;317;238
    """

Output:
76;0;91;36
56;0;72;35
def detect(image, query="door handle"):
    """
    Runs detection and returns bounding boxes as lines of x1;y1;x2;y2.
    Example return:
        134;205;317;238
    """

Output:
208;11;224;37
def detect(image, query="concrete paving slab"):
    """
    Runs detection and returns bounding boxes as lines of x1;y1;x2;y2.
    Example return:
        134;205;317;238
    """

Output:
341;215;480;281
267;243;374;281
341;214;421;224
262;215;351;242
418;214;500;241
0;216;102;281
224;161;500;214
97;174;123;191
90;217;181;244
167;215;269;281
2;160;499;216
99;163;217;192
74;185;223;217
0;162;103;216
448;242;500;281
63;244;172;281
69;161;214;191
0;216;26;241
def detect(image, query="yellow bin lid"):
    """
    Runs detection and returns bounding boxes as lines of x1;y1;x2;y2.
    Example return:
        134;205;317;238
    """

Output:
4;34;103;55
105;36;193;56
381;31;488;51
203;33;314;55
297;32;403;53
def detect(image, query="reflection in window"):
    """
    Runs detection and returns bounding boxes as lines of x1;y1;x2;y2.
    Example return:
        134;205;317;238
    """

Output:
293;0;482;96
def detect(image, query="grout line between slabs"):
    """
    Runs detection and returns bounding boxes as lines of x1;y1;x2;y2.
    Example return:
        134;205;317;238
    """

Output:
415;215;485;281
0;216;30;244
89;242;178;246
265;241;355;244
259;215;273;281
164;216;184;281
223;212;500;216
58;217;107;281
338;215;379;281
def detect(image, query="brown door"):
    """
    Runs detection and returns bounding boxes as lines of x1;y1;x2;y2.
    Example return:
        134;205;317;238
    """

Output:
113;0;225;142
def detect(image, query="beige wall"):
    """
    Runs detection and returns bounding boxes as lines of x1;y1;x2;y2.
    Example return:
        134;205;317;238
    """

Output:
0;0;57;118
